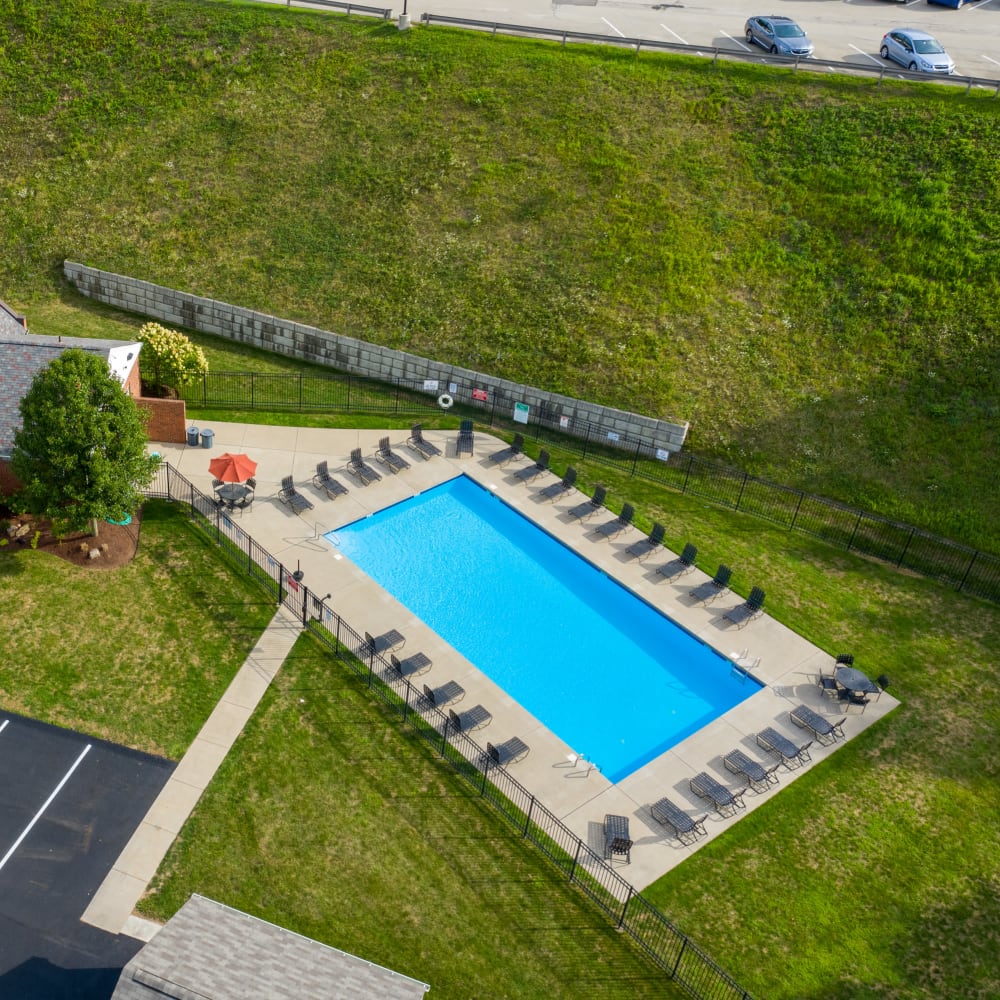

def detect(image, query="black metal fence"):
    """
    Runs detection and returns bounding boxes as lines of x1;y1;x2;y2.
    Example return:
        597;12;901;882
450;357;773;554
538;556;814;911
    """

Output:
143;461;754;1000
182;370;1000;603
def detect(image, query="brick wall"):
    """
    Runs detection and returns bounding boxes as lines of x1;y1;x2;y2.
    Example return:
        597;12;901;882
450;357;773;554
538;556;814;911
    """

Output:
0;458;21;499
65;262;690;453
137;396;187;444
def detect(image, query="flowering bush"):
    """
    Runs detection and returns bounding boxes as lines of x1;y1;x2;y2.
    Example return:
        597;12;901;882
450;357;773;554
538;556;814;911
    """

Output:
137;322;209;389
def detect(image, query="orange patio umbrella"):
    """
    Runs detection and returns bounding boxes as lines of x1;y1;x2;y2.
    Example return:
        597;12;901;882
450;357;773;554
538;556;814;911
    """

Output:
208;452;258;483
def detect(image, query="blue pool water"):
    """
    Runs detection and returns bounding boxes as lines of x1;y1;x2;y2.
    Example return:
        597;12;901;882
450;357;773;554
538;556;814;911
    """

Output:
329;476;760;781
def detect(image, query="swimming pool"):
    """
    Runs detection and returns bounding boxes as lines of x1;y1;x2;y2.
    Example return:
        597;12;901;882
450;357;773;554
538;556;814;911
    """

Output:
329;476;760;781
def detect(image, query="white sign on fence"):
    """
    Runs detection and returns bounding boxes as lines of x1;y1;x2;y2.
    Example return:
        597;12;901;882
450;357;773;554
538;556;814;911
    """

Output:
513;402;530;425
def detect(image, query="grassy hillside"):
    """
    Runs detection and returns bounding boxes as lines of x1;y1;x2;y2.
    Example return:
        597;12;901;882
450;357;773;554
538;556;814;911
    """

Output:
2;0;999;550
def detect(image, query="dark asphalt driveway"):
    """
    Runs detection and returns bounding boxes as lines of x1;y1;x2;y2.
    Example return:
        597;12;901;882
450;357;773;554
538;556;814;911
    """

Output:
0;713;174;1000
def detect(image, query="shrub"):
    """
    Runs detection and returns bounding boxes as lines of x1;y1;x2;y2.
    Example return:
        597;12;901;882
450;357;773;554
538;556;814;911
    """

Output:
137;322;208;390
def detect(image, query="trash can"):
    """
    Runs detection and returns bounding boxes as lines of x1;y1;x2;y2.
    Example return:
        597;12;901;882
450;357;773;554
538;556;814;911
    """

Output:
186;426;199;447
201;429;214;449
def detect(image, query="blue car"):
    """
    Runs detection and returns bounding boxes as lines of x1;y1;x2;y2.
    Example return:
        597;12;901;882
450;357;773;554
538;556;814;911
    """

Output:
926;0;970;7
744;16;814;57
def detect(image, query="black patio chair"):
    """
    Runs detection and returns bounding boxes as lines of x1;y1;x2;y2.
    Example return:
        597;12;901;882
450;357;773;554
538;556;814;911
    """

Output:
483;737;530;769
277;475;314;516
407;423;442;460
488;433;524;466
364;629;405;656
626;522;666;560
689;771;748;817
650;798;709;846
513;449;550;483
347;448;382;486
723;586;766;628
422;680;465;708
688;564;732;604
566;485;607;521
590;503;635;540
755;727;813;769
603;814;633;864
790;704;846;745
449;704;492;733
456;419;475;457
723;749;780;793
656;542;698;581
390;651;432;678
375;436;410;474
312;461;348;500
537;467;577;501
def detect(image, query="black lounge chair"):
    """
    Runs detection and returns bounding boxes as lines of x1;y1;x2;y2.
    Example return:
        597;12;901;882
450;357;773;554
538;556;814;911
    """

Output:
449;704;492;732
513;449;550;483
390;651;432;678
456;419;475;457
650;798;708;846
591;503;635;540
688;564;732;604
755;727;813;769
422;680;465;708
277;476;314;515
407;423;441;460
689;771;747;817
376;436;410;474
790;705;846;745
626;522;666;560
312;461;348;500
488;433;524;466
364;629;405;656
567;485;607;521
603;814;632;864
538;467;577;501
656;542;698;581
723;586;766;628
483;737;530;768
347;448;382;486
723;749;780;793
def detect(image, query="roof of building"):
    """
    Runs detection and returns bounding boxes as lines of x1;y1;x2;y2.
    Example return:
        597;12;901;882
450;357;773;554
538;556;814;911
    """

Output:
0;333;140;458
111;895;431;1000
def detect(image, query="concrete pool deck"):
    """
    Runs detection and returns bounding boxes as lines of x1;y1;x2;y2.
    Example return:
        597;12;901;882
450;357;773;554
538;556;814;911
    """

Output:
141;420;897;895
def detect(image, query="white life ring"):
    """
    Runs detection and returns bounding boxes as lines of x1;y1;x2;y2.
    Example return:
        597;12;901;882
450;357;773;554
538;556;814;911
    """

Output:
437;393;454;409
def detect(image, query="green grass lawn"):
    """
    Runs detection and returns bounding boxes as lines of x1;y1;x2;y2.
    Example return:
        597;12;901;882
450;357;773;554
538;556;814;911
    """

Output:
2;472;998;997
3;0;999;552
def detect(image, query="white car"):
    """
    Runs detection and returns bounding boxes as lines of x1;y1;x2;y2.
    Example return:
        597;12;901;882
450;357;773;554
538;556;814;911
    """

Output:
880;29;956;75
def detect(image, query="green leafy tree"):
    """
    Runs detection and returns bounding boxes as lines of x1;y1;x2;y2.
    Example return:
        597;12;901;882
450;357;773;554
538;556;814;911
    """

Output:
137;322;208;390
11;349;159;537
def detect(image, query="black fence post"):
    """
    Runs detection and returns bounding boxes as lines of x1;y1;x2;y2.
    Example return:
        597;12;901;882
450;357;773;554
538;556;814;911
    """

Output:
630;440;641;478
735;471;749;511
896;528;915;568
789;491;805;530
671;937;688;979
617;886;633;930
440;714;451;756
682;453;694;493
582;423;591;459
298;372;303;410
958;551;979;594
569;838;583;883
523;796;535;837
847;512;863;553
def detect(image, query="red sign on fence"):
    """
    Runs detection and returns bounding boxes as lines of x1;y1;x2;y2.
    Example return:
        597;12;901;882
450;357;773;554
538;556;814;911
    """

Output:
472;388;488;402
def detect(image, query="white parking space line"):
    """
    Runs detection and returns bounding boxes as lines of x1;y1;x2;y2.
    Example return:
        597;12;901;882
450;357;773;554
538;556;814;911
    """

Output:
850;43;883;66
721;31;750;52
601;17;626;38
0;743;91;873
660;23;689;46
0;720;8;736
984;55;1000;67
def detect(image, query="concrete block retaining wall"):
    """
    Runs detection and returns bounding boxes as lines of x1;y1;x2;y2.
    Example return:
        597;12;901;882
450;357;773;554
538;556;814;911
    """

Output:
65;262;689;452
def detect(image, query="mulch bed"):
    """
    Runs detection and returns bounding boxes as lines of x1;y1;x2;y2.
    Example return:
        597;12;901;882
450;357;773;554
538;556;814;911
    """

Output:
2;507;142;569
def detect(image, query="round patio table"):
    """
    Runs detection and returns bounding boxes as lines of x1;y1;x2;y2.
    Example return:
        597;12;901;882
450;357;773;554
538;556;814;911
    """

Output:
835;665;879;694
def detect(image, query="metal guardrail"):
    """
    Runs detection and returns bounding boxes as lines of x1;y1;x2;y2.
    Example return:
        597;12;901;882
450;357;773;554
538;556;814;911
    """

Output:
420;13;1000;95
144;461;755;1000
279;0;392;19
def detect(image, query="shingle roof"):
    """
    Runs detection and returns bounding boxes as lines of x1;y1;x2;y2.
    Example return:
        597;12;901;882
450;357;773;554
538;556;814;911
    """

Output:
111;895;431;1000
0;334;139;457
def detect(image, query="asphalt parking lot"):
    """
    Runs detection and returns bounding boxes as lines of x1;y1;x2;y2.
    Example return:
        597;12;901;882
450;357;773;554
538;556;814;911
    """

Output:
0;713;174;1000
361;0;1000;82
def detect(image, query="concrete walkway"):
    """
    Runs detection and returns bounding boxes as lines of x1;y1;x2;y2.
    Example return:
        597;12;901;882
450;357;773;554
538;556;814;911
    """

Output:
82;606;302;935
